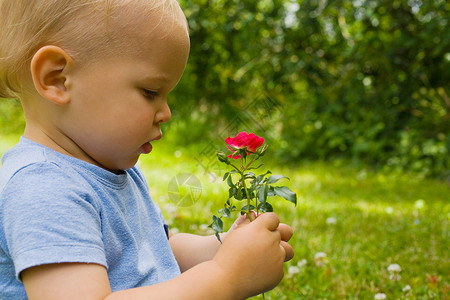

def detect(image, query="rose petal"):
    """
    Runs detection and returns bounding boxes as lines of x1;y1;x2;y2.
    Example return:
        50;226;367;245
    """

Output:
246;134;264;152
225;132;264;157
225;132;249;148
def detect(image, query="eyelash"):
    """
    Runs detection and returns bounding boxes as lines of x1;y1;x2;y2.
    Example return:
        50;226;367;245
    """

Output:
142;89;158;100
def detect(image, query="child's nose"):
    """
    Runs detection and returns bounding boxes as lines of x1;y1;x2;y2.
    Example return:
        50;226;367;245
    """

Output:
156;101;171;124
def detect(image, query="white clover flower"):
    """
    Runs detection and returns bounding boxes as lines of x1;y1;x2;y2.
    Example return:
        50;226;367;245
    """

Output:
314;252;327;259
387;263;402;281
402;285;411;292
387;264;402;273
314;252;327;266
288;266;300;275
374;293;386;299
326;217;337;224
297;259;307;267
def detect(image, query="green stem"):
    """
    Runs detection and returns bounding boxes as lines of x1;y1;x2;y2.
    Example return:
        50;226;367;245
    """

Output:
229;162;240;173
240;156;253;222
240;172;253;221
244;155;257;170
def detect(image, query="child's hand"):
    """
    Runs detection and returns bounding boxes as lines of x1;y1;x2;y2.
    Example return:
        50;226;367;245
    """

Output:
224;212;294;262
213;212;293;298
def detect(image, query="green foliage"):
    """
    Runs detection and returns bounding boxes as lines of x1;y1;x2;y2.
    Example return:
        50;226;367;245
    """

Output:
137;144;449;300
171;0;450;178
210;143;297;239
1;0;448;178
0;98;25;135
1;134;448;299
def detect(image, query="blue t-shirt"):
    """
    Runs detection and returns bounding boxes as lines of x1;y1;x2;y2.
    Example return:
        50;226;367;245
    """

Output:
0;137;180;299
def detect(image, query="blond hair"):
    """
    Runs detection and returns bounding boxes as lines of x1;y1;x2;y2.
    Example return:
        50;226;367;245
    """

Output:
0;0;178;99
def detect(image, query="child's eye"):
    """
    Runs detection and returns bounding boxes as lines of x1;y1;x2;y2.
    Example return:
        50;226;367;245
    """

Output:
142;89;158;100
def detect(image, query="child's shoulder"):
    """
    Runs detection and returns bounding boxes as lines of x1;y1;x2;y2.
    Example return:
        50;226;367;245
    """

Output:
0;138;103;214
0;137;89;193
0;137;147;196
0;137;51;185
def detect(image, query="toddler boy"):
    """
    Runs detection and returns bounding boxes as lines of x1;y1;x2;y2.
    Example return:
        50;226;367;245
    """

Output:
0;0;294;299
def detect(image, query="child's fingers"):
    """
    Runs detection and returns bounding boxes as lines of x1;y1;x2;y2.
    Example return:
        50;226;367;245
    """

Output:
277;223;293;242
254;212;280;231
229;214;249;231
280;241;295;262
230;211;261;230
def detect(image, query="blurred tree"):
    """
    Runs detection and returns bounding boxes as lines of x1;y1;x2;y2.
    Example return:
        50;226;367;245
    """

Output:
0;98;24;136
172;0;449;178
1;0;448;178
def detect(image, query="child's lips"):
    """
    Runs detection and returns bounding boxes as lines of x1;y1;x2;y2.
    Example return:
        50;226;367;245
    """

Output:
142;134;162;154
152;134;163;141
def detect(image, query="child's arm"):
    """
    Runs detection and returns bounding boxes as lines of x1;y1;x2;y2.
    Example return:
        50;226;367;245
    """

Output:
169;214;294;272
22;213;292;300
169;233;223;272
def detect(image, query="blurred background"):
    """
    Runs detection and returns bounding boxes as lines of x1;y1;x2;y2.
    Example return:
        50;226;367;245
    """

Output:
173;0;450;179
1;0;449;179
1;1;449;298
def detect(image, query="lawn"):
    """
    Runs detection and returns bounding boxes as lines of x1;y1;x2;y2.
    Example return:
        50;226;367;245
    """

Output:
1;135;449;299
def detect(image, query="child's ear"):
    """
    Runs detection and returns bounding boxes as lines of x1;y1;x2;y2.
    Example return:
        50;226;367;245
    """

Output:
30;46;73;105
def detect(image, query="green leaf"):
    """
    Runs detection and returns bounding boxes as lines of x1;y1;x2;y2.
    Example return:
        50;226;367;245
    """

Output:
227;175;235;188
258;202;273;212
267;185;275;197
224;170;238;181
256;170;272;184
244;172;256;180
247;164;264;171
222;172;230;181
235;188;243;200
258;184;269;204
244;187;255;199
240;205;256;214
273;186;297;206
209;215;224;233
229;187;237;198
215;232;222;243
218;207;231;218
267;175;290;184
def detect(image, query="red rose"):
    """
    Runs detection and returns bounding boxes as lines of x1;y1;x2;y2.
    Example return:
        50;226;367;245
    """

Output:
225;132;264;159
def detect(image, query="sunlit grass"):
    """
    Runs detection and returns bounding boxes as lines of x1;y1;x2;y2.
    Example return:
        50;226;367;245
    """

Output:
1;137;448;299
141;142;449;300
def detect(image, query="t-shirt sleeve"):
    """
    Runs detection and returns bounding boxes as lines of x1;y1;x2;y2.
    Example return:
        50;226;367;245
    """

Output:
1;163;107;280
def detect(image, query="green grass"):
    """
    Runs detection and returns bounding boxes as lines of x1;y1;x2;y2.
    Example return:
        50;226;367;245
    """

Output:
141;142;449;300
1;137;449;299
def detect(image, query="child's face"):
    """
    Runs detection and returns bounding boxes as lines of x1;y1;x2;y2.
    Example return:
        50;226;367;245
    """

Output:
61;4;190;171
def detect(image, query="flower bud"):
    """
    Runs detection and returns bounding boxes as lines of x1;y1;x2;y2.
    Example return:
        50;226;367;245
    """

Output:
256;144;268;157
216;152;230;164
